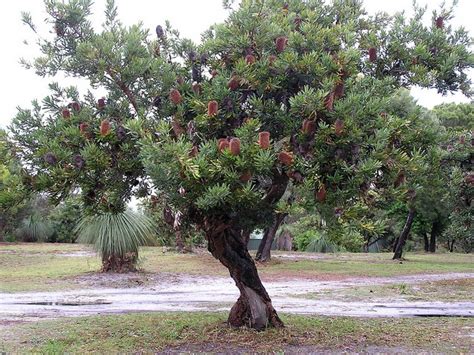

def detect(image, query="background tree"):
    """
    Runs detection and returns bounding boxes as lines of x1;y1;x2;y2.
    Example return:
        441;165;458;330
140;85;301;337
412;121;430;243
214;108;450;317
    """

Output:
140;0;473;329
10;0;160;271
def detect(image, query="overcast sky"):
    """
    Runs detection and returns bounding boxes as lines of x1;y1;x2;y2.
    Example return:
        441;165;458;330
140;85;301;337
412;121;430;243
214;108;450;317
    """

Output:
0;0;472;129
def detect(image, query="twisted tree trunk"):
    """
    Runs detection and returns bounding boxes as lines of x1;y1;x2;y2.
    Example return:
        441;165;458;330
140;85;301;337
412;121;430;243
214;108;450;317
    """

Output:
205;221;284;330
393;208;415;260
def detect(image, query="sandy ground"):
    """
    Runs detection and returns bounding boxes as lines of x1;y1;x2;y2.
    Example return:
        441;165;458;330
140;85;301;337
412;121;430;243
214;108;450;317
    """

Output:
0;272;473;324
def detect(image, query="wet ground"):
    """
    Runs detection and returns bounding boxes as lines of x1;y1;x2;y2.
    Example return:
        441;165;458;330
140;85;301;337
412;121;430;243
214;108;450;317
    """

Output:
1;272;473;323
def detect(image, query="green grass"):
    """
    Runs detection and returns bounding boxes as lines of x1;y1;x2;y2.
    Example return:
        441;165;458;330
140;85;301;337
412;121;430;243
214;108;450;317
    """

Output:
0;243;100;292
0;312;472;353
263;252;474;278
0;243;473;292
303;278;474;302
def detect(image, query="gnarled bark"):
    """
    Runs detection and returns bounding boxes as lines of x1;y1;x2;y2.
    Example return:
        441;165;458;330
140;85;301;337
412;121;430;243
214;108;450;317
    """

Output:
205;221;284;330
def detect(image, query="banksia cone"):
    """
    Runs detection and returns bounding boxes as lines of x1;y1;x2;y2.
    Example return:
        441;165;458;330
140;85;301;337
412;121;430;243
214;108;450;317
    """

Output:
150;195;158;208
97;98;106;110
435;16;444;29
79;123;89;135
294;16;303;30
171;118;185;137
169;89;182;105
188;51;197;62
302;119;316;134
156;25;165;38
369;47;377;62
380;112;388;118
315;184;326;202
189;146;199;157
207;100;218;116
335;119;344;136
459;135;465;144
239;170;252;182
227;76;240;91
73;154;85;169
211;69;218;78
334;82;345;99
176;76;184;85
275;36;288;53
44;152;57;165
116;126;127;141
325;92;335;111
62;109;71;119
192;82;202;95
394;172;406;187
100;119;110;136
278;151;293;166
258;131;270;149
229;138;241;155
268;55;277;65
71;102;81;112
218;138;230;152
245;54;256;65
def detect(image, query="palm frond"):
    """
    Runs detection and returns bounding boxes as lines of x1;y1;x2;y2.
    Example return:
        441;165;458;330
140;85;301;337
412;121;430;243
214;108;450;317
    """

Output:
75;210;155;260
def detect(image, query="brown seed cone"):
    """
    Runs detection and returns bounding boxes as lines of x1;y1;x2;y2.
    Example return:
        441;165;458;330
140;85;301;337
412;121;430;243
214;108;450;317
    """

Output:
229;138;241;155
436;16;444;29
192;82;202;95
239;170;252;182
334;82;345;99
169;89;182;105
302;119;316;134
208;100;218;116
268;55;277;65
245;54;256;65
325;92;335;111
369;47;377;62
100;119;110;136
278;151;294;166
62;109;71;119
176;76;184;85
189;146;199;157
71;102;81;112
98;98;106;110
218;138;229;152
79;123;89;135
335;119;344;136
227;76;240;91
258;131;270;149
315;184;327;202
171;117;185;137
275;36;288;53
394;172;406;187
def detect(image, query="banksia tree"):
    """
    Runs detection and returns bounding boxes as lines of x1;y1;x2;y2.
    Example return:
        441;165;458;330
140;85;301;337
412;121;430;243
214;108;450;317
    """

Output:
9;0;167;271
9;0;473;328
140;0;472;329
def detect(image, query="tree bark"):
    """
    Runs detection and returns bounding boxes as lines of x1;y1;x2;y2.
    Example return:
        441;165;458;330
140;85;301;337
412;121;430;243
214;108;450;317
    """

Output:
423;233;429;252
393;208;416;260
255;213;287;262
205;221;284;330
429;221;440;253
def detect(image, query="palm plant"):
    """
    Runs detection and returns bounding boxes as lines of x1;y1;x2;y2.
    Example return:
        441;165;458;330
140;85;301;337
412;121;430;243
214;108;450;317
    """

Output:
15;214;53;242
76;210;155;272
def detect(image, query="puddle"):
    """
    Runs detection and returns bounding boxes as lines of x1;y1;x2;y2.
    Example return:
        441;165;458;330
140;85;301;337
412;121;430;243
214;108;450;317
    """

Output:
0;272;472;322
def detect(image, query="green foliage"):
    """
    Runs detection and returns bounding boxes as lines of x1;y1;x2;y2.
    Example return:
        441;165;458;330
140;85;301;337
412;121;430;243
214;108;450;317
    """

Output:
15;214;53;242
48;197;82;243
76;210;155;270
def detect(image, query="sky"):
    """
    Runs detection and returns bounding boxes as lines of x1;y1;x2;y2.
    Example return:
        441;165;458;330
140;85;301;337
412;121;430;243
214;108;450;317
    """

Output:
0;0;472;130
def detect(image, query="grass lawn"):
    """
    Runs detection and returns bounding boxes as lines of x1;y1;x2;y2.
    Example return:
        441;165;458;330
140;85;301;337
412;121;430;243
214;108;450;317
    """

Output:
0;243;473;292
1;312;472;353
